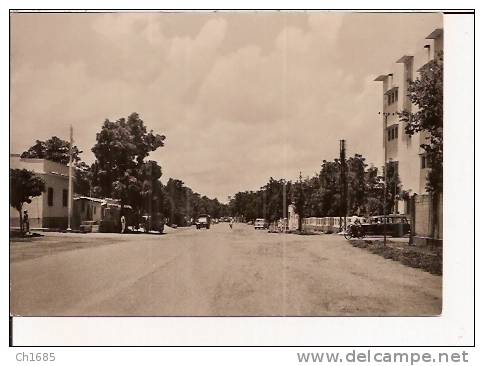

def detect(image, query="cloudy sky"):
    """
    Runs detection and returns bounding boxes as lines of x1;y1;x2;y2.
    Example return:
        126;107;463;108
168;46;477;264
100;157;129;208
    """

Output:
10;11;442;202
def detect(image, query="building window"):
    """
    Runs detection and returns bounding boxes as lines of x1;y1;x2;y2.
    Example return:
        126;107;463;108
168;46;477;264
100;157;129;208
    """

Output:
47;187;54;206
62;189;68;207
386;88;399;106
387;125;399;141
421;155;430;169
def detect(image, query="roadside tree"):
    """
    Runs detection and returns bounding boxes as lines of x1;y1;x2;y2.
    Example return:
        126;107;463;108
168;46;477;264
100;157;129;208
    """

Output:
91;113;166;221
21;136;82;165
10;169;46;233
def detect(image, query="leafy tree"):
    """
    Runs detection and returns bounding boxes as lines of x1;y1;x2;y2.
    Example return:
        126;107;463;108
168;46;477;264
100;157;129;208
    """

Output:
261;178;291;221
318;159;341;216
21;136;82;165
91;113;166;217
399;52;443;195
140;160;163;228
385;161;401;214
364;166;384;216
347;154;367;215
163;178;189;225
304;176;325;217
73;161;92;196
22;136;90;197
10;169;45;233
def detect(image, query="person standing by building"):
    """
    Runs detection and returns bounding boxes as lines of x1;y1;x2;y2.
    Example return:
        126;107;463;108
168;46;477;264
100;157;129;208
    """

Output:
23;210;30;235
120;214;126;234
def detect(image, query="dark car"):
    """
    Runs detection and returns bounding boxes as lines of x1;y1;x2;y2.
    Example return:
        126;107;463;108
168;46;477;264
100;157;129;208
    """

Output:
361;215;410;237
139;214;165;234
196;214;211;229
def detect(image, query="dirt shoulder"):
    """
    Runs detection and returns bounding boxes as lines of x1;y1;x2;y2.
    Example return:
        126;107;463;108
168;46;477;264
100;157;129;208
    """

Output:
349;239;442;275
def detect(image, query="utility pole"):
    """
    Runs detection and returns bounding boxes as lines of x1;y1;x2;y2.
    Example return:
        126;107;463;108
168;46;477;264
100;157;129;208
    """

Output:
67;125;73;232
339;139;347;232
282;180;287;232
382;113;389;246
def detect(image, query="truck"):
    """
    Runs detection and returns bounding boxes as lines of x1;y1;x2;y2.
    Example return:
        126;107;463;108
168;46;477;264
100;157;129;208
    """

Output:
195;214;211;229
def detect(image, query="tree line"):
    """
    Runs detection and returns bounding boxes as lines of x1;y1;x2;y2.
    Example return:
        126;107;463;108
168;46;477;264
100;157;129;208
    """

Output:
228;155;401;226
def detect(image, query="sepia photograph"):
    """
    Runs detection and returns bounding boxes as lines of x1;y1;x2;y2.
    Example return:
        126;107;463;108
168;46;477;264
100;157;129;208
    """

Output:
9;10;445;318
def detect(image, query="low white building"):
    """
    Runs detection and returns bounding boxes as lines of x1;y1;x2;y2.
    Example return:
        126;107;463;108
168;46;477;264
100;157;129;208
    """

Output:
10;154;69;229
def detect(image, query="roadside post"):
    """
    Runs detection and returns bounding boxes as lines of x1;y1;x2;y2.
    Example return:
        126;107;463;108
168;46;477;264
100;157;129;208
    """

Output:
67;125;73;232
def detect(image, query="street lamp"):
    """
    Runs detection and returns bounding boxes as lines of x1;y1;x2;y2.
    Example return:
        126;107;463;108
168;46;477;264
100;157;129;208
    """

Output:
374;74;393;246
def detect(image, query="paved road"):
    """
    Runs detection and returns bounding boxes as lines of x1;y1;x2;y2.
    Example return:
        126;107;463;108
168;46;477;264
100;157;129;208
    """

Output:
10;224;442;316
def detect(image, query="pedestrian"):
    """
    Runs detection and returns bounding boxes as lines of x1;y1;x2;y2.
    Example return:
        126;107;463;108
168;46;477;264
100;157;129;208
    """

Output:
229;217;234;229
120;214;126;234
23;210;30;235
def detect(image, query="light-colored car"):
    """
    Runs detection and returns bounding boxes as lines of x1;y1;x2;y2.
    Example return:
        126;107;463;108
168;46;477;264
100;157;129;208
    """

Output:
254;218;268;230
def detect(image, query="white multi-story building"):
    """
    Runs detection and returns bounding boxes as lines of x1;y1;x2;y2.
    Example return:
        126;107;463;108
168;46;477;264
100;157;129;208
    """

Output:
374;28;443;214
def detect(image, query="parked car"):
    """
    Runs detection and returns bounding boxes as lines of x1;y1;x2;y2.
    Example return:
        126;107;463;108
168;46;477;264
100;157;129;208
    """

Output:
361;214;410;237
139;214;165;234
254;218;268;230
196;214;211;229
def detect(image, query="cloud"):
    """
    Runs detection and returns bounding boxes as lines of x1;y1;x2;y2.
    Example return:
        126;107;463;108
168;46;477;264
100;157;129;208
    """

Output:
307;12;344;44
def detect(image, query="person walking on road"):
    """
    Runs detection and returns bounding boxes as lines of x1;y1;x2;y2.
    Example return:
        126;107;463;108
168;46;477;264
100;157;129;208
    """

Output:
229;217;234;229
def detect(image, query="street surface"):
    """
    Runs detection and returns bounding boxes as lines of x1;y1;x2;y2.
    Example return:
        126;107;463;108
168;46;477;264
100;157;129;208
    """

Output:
10;223;442;316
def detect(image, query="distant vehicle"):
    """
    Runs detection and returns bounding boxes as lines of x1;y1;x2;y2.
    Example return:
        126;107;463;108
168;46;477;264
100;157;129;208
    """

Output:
254;218;268;230
196;214;211;229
